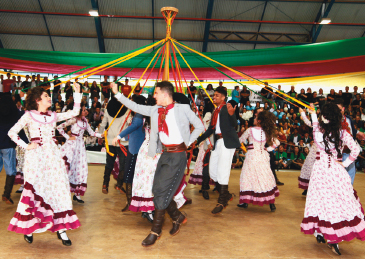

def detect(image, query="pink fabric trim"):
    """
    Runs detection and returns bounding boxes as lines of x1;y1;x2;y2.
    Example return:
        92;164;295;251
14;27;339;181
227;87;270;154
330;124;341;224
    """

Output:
14;172;24;185
239;187;279;206
7;182;80;234
70;183;87;196
27;110;58;125
129;197;155;212
250;127;266;143
188;174;203;185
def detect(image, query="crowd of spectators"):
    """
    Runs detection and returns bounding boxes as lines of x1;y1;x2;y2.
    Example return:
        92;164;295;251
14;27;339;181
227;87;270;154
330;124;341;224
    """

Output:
1;73;365;171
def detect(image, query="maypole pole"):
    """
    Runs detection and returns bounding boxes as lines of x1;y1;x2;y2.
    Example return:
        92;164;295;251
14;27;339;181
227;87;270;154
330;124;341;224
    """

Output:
161;7;178;81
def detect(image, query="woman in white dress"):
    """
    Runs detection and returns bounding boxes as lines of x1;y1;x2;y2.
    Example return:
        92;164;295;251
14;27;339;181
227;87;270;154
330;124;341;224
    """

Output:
8;83;81;246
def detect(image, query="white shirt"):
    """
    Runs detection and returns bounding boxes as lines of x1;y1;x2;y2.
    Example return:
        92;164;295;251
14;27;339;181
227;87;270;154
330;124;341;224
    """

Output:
159;107;184;145
0;82;3;92
215;115;221;134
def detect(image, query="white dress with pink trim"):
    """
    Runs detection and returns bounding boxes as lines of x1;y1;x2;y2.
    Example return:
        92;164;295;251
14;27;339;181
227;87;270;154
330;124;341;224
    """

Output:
129;128;186;212
298;112;317;190
300;114;365;243
239;127;280;206
57;117;102;196
7;93;82;235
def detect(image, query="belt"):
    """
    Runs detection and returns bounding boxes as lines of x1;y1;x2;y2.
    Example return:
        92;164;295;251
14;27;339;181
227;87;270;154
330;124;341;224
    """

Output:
162;142;187;153
247;144;266;151
216;133;223;139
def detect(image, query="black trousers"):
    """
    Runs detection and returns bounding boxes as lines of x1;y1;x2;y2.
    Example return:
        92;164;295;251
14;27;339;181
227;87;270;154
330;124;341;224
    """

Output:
202;150;211;190
269;151;279;181
123;150;138;184
105;145;127;185
152;151;187;210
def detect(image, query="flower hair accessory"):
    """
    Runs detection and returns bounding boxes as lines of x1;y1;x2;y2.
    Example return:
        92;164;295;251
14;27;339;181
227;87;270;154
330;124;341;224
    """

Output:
321;115;330;124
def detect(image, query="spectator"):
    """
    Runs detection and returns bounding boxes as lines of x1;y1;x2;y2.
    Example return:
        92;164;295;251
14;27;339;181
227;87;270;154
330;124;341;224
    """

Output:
352;94;362;114
120;78;132;97
303;146;310;157
275;145;288;169
101;75;111;100
303;132;312;144
275;85;285;109
352;86;359;101
21;75;31;94
327;89;336;102
306;88;313;103
343;86;353;107
354;116;364;130
245;100;254;111
289;146;305;169
240;85;250;110
93;107;104;128
90;81;100;101
298;89;308;104
52;75;62;105
2;72;13;93
82;81;90;108
232;149;242;169
280;122;291;138
134;82;142;95
64;81;73;101
187;80;197;101
317;88;327;109
286;140;295;155
231;86;240;103
289;128;302;144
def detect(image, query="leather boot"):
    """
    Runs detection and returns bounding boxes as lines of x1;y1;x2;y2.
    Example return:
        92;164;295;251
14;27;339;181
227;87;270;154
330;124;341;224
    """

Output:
102;167;113;194
115;170;126;194
166;200;187;236
2;175;15;205
121;183;132;212
212;181;220;193
201;172;210;200
211;184;229;214
141;209;165;247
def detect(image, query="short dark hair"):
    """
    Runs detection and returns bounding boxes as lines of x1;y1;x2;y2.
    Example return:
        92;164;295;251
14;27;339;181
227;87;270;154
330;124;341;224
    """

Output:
215;87;227;97
156;81;174;97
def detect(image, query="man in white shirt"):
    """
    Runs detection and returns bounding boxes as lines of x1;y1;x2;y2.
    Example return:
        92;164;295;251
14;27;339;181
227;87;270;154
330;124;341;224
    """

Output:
112;81;204;247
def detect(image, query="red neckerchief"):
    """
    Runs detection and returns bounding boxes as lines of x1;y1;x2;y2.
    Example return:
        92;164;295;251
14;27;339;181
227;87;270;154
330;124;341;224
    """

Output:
211;103;225;127
341;115;351;135
40;112;50;116
158;103;175;136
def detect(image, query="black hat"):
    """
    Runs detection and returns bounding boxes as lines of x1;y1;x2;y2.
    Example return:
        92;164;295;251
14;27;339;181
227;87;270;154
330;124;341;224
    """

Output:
173;92;190;105
106;98;127;118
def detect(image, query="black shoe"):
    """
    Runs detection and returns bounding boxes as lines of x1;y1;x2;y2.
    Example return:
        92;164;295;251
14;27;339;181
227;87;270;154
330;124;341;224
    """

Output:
73;195;84;203
302;189;308;196
202;190;209;200
270;204;276;212
57;231;72;246
237;203;248;209
328;243;341;255
316;235;326;244
24;234;33;244
15;189;23;194
276;181;284;186
142;212;154;223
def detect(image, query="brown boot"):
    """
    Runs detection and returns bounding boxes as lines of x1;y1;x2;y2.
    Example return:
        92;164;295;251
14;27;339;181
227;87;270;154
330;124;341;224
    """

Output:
141;209;165;247
166;200;187;236
114;170;126;194
211;184;229;214
2;175;15;205
121;183;132;212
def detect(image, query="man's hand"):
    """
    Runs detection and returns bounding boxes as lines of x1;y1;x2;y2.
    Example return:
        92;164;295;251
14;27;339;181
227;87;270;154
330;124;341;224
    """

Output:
227;103;236;116
112;137;119;146
208;144;213;150
357;131;365;140
111;82;119;95
26;142;38;150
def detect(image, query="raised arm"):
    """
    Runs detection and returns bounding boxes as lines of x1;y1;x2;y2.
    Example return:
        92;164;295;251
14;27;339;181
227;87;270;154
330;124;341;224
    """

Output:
56;83;82;122
56;118;77;140
8;112;31;150
299;108;311;127
111;82;153;116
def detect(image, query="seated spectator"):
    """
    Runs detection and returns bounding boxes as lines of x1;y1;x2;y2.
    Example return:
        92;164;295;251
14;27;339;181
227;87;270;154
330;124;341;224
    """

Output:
356;140;365;172
289;146;306;169
231;86;240;103
286;108;296;119
303;132;312;144
232;149;243;169
241;107;253;121
92;106;103;128
297;139;307;152
275;145;288;169
280;122;291;138
289;129;301;145
245;100;254;111
285;140;295;155
354;116;364;131
277;129;287;144
278;114;288;127
303;146;310;157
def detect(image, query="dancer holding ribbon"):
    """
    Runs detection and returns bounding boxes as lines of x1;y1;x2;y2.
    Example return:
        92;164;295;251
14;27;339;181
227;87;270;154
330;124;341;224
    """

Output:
111;81;204;247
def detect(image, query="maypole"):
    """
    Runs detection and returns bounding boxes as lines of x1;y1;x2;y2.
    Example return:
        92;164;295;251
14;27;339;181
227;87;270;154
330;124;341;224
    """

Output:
161;7;178;81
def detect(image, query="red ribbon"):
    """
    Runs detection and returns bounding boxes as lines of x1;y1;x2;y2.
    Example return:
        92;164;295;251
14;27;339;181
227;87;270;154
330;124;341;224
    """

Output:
40;112;50;116
210;103;225;127
158;103;174;136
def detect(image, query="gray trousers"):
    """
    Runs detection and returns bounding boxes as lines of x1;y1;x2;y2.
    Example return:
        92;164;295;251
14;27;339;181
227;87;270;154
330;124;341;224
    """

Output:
152;151;187;210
